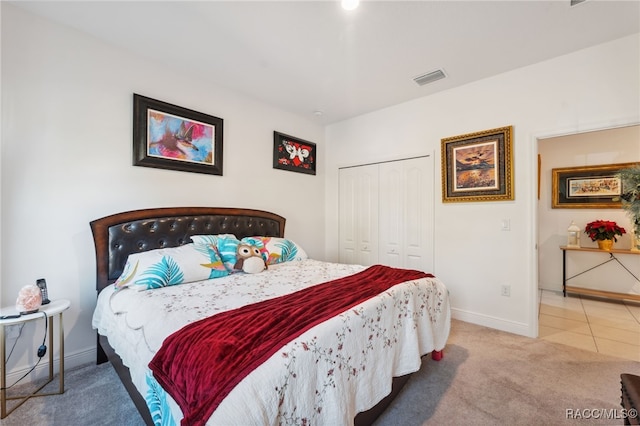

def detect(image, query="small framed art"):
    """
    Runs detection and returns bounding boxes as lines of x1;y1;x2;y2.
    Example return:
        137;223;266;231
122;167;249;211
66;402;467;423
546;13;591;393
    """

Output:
441;125;514;203
551;162;639;208
273;131;316;175
133;94;223;175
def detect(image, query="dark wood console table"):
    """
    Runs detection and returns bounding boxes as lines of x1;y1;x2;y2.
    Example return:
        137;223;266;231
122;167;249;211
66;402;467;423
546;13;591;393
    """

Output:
560;246;640;302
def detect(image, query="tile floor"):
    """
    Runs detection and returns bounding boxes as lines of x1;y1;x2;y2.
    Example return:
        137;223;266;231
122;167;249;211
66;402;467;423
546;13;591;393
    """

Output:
538;289;640;362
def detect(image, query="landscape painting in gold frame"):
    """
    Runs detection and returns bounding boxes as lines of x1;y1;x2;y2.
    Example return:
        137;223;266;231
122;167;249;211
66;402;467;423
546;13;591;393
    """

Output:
551;162;639;209
441;125;514;203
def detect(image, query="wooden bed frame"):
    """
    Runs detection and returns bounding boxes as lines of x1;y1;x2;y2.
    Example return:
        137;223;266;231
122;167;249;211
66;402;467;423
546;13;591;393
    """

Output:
90;206;423;425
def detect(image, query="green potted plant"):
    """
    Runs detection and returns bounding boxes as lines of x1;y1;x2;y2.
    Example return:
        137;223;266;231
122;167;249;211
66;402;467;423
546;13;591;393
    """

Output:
617;164;640;251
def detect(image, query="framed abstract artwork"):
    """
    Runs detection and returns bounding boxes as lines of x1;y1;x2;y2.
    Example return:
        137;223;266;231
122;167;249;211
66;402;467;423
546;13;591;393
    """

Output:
551;162;639;208
133;94;223;175
441;125;514;202
273;131;316;175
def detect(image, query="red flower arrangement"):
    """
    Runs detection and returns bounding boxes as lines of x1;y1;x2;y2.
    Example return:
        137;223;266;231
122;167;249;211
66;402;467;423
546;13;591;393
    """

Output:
584;220;626;242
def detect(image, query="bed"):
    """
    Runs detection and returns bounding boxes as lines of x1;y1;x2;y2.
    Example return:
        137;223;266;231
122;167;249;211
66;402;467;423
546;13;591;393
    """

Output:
90;207;451;425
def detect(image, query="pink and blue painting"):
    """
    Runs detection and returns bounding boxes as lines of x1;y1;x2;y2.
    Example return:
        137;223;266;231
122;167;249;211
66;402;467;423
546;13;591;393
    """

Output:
147;109;215;165
133;94;223;175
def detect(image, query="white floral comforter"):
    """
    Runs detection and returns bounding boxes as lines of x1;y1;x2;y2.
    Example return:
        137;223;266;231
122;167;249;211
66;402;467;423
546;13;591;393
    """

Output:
92;259;451;425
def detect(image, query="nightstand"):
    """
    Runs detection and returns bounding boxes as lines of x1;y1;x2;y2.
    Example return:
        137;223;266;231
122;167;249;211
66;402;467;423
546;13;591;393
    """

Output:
0;299;70;418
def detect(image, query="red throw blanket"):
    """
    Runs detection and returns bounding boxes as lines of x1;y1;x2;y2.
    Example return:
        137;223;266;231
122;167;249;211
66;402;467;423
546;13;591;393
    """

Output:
149;264;432;426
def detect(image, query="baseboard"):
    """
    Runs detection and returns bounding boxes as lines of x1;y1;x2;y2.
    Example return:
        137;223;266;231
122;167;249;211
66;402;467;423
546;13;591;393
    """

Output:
451;307;535;338
4;347;95;386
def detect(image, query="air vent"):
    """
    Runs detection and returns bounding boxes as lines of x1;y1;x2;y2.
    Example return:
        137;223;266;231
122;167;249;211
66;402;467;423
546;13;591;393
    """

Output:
570;0;586;6
413;69;446;86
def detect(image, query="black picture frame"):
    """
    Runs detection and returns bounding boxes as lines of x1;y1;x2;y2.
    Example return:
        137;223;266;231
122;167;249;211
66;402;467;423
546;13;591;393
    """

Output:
551;162;639;208
273;131;316;175
133;94;223;175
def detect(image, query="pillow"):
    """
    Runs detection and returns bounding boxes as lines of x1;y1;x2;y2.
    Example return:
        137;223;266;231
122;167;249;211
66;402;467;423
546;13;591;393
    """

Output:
235;243;267;274
189;234;237;246
192;234;244;273
240;236;308;265
114;243;228;291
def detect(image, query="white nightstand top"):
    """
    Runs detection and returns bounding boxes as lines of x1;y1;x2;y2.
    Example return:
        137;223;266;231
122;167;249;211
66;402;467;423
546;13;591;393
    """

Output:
0;299;70;325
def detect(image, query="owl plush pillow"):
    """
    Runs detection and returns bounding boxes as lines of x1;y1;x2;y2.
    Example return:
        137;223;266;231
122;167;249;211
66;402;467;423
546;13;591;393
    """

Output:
192;235;267;274
234;243;267;274
240;236;308;265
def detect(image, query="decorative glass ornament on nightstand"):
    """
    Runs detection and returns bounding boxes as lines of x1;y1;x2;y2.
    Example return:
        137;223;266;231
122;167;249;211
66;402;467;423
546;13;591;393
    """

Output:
567;220;581;248
15;284;42;314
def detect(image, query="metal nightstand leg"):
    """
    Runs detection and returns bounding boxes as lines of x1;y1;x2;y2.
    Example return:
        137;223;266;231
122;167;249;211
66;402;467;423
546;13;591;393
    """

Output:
1;323;6;418
1;312;66;419
59;312;64;394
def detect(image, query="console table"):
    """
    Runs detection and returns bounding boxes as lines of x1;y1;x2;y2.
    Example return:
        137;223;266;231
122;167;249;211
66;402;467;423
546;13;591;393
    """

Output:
560;246;640;301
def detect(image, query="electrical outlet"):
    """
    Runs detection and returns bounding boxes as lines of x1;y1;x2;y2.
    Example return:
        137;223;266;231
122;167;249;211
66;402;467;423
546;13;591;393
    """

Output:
5;324;22;339
501;285;511;297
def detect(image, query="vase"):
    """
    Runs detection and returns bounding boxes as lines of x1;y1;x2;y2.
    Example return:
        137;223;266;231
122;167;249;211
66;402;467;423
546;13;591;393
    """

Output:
597;239;614;251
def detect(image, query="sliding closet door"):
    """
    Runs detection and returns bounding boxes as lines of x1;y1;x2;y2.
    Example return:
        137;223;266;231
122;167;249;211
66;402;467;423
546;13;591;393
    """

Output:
338;164;379;266
339;156;434;271
379;156;434;272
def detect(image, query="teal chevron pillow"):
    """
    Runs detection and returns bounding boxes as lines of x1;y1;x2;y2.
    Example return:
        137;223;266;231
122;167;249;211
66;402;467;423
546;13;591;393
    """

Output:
114;243;228;291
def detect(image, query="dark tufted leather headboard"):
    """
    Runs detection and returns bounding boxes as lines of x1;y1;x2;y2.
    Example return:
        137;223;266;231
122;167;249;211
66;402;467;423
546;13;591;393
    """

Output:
90;207;285;292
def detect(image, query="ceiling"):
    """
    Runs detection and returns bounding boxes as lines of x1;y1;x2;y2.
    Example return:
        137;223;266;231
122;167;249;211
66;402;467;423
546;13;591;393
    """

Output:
10;1;640;125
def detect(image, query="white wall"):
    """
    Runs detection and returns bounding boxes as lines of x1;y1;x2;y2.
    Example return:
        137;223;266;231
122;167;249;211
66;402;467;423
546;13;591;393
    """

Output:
324;34;640;338
1;4;325;378
538;126;640;294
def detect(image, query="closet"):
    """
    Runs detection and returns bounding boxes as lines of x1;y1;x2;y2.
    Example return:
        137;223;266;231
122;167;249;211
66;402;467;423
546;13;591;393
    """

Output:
338;156;434;273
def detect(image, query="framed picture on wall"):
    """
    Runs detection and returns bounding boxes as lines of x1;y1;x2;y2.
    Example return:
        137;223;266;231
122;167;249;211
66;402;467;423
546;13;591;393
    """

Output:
273;131;316;175
551;162;639;208
133;94;224;175
441;125;514;202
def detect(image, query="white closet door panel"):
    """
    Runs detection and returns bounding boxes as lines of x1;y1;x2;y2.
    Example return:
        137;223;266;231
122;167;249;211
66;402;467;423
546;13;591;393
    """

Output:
404;157;434;273
379;157;434;272
403;159;426;257
338;167;358;264
379;162;404;267
355;165;379;266
339;164;379;266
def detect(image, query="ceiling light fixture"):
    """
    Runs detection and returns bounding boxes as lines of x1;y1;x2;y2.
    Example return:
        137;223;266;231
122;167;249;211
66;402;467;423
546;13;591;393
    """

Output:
342;0;359;11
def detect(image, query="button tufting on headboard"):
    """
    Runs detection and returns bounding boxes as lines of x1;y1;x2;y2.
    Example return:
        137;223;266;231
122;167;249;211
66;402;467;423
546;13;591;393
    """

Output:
91;208;285;288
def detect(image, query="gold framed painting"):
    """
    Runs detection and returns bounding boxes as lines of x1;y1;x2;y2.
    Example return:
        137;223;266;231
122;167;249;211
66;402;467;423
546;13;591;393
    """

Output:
551;162;639;209
441;125;514;203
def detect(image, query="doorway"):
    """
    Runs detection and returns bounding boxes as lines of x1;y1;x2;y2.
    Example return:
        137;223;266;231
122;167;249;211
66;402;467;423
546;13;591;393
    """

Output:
535;124;640;360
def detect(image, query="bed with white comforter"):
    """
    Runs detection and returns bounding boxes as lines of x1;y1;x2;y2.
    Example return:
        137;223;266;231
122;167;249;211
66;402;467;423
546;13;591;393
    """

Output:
93;258;450;425
90;207;451;425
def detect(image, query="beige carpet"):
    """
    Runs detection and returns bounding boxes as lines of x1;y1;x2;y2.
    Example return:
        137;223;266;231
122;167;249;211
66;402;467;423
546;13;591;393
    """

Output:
3;319;638;425
376;319;639;425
